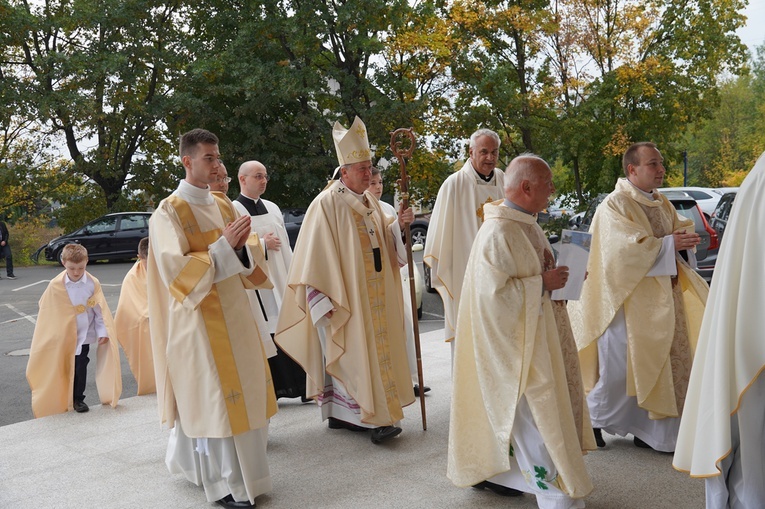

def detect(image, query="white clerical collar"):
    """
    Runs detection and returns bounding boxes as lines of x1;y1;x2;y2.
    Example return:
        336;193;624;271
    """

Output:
339;179;366;203
626;179;657;200
65;272;89;286
177;179;214;205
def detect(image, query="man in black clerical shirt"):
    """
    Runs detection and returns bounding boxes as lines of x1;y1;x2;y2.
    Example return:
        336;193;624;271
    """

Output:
233;160;307;401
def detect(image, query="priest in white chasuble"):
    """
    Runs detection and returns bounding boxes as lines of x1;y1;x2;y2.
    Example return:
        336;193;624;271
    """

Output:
275;116;415;445
423;128;505;361
233;159;306;401
573;142;708;453
674;152;765;507
115;237;154;395
147;128;277;509
448;155;594;508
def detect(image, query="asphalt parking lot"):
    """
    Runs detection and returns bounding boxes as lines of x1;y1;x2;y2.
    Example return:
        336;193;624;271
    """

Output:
0;254;442;427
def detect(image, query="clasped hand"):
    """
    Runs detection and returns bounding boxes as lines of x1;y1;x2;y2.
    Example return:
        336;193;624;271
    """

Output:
264;232;281;251
673;230;701;251
223;215;252;250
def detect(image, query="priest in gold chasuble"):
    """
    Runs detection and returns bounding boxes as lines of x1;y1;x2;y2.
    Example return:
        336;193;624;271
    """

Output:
147;129;276;509
448;156;593;507
572;142;708;453
275;117;415;445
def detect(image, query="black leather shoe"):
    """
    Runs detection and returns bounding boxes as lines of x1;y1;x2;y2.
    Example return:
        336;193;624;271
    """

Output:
413;384;431;397
593;427;606;448
216;494;256;508
73;400;89;413
328;417;367;432
472;480;524;497
633;436;653;449
370;425;402;444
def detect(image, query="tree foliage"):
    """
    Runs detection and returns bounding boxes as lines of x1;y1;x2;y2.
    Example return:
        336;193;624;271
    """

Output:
0;0;759;226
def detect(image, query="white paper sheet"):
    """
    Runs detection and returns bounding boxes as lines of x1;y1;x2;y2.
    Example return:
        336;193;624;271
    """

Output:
551;229;592;301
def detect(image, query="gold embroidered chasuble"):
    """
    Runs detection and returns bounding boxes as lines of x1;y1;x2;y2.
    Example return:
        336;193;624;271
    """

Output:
148;187;276;438
574;178;708;419
526;228;596;452
27;271;122;418
275;180;414;427
115;259;155;395
423;161;505;342
447;202;593;498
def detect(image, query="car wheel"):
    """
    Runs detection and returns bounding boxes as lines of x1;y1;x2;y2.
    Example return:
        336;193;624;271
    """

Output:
410;226;427;246
424;265;436;293
56;248;65;266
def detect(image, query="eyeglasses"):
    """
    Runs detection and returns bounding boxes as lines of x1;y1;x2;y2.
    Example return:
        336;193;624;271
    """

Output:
247;174;270;182
217;176;232;183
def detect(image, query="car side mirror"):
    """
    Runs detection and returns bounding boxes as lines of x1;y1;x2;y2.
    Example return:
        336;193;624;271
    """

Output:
411;243;424;252
548;234;560;244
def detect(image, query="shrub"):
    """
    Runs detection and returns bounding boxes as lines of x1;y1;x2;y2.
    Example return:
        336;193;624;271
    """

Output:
3;218;62;267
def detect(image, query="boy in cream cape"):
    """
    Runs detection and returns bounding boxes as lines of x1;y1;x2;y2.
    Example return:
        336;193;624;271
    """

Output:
27;243;121;417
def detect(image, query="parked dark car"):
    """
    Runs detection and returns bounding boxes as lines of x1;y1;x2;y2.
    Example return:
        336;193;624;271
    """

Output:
282;208;306;249
575;191;718;281
709;191;737;246
44;212;151;264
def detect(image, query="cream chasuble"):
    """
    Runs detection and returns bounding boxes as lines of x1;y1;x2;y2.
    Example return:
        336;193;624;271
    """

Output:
573;178;708;419
27;271;122;418
148;183;276;438
115;259;155;395
674;152;765;479
424;161;504;342
448;202;593;499
275;180;414;427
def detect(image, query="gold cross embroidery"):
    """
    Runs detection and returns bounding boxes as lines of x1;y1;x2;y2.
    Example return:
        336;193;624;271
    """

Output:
476;196;494;222
225;390;241;405
183;220;198;235
354;124;366;138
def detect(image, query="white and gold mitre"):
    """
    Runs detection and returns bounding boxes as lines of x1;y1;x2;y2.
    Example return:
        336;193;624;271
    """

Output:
332;116;371;166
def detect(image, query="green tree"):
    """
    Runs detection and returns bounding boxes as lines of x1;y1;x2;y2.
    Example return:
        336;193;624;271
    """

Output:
682;43;765;187
0;0;183;213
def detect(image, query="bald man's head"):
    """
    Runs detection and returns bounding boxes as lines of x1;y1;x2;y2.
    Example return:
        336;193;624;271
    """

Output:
504;155;555;214
238;160;269;199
